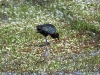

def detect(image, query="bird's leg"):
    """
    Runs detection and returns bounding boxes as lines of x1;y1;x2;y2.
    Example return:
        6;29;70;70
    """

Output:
45;36;48;52
45;37;48;46
42;37;49;60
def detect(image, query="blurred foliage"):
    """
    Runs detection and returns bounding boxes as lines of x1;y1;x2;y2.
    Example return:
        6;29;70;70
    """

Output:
0;0;100;73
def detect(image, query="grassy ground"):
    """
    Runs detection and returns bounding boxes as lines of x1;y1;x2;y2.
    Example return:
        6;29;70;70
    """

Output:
0;0;100;73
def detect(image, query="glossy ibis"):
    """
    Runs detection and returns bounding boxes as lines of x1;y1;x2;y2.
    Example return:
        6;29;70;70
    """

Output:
36;24;59;45
36;24;59;59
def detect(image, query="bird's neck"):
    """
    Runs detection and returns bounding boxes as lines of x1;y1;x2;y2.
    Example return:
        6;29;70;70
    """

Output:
50;33;56;38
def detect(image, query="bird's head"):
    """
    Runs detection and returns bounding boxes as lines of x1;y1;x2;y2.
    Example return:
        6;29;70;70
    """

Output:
50;33;59;40
55;33;59;40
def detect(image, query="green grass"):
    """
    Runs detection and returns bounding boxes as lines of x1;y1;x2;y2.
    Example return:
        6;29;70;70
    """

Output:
0;0;100;73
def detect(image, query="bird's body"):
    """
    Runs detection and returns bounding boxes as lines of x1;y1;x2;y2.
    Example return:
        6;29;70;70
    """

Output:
36;24;59;40
36;24;59;60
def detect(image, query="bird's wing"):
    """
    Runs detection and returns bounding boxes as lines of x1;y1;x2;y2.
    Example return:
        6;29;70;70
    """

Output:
42;26;56;34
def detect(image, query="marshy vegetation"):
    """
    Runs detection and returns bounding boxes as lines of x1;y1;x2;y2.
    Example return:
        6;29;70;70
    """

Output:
0;0;100;74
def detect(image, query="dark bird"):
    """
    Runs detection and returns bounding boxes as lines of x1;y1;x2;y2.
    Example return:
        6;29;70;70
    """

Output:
36;24;59;45
36;24;59;60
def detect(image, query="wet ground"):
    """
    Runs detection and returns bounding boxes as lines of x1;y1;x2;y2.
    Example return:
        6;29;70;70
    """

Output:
1;71;100;75
1;50;100;75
